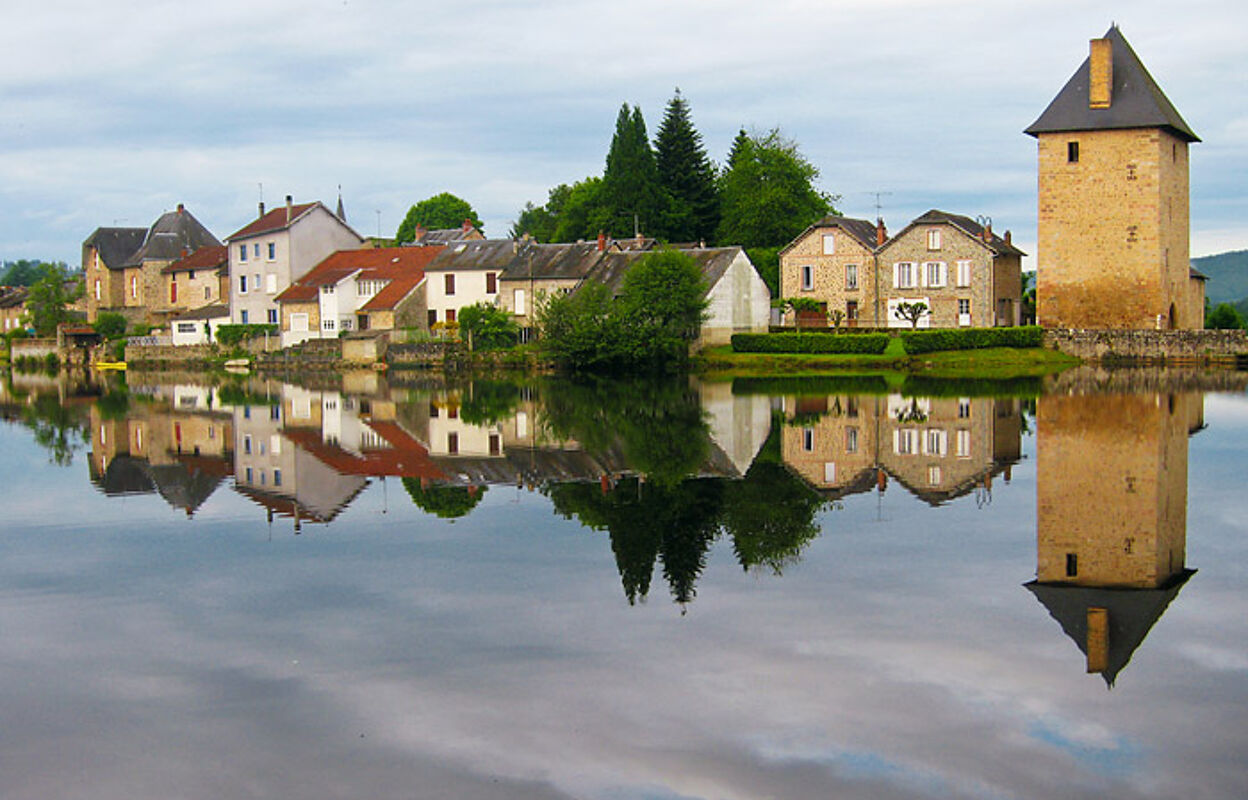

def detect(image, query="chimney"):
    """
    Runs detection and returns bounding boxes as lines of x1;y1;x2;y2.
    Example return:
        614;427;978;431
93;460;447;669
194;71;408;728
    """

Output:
462;218;473;233
1004;230;1012;245
176;203;184;216
876;218;887;246
258;201;265;218
285;195;293;224
596;230;606;252
982;220;992;242
1089;37;1113;109
415;223;425;241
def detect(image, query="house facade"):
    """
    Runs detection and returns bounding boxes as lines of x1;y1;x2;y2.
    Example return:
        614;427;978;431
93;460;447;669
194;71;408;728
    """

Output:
779;216;884;327
83;227;147;322
161;245;229;316
226;197;364;327
1026;26;1201;330
274;246;443;346
0;287;28;333
424;240;511;329
878;210;1024;329
497;239;611;337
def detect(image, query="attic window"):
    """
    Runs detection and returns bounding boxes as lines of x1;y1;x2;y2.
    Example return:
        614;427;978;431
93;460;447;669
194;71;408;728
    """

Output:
822;234;835;255
454;244;467;252
927;229;941;251
1067;141;1079;163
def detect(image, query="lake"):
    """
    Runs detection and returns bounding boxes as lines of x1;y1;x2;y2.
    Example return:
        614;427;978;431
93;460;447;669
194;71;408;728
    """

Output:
1;367;1246;800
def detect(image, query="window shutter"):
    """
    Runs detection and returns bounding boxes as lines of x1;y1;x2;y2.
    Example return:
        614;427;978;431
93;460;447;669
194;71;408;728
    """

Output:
893;263;901;288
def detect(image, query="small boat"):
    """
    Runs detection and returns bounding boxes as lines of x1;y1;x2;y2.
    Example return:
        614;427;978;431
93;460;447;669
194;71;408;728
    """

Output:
224;358;251;369
92;361;127;371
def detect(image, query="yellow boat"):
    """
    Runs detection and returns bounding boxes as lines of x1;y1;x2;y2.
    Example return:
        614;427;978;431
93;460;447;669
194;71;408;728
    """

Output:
92;361;127;371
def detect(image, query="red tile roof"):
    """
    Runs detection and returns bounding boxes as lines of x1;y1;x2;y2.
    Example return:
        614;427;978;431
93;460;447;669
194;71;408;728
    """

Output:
161;244;228;275
275;246;442;309
227;202;319;241
282;421;447;479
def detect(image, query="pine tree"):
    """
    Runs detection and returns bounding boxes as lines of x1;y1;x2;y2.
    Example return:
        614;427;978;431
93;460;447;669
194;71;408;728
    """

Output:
716;128;834;248
600;103;669;239
654;89;719;243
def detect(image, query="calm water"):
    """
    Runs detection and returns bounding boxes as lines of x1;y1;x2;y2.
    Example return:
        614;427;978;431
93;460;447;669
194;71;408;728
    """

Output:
1;367;1246;800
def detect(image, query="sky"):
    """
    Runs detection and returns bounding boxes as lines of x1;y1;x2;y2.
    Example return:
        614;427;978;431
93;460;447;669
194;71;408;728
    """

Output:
2;0;1246;270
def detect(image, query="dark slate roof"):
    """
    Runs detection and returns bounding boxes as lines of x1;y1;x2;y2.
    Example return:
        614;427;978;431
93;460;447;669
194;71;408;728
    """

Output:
84;227;147;270
0;286;29;309
124;207;222;267
425;239;525;272
1025;569;1195;688
1025;26;1199;142
780;215;880;256
1190;267;1208;281
172;303;230;321
498;241;607;281
906;209;1027;257
584;247;746;299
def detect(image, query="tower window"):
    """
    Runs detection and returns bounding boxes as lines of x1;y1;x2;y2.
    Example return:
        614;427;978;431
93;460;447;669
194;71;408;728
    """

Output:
1066;553;1078;577
1067;141;1079;163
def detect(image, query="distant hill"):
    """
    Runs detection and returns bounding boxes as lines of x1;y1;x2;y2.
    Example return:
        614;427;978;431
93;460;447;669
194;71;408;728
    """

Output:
1193;250;1248;304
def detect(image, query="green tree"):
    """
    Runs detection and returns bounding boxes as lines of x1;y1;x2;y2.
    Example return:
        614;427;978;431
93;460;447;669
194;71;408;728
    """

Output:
600;104;670;239
716;128;835;248
1206;302;1245;329
401;479;487;519
22;263;81;336
395;193;483;244
654;89;719;243
93;312;127;340
893;301;930;329
1;259;58;286
552;177;610;242
617;249;708;368
457;302;519;350
536;281;624;371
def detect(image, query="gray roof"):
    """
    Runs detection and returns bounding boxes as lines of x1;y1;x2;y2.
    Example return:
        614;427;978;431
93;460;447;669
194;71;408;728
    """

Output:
780;215;880;256
173;303;230;321
425;239;524;273
83;227;147;270
0;286;29;309
1025;26;1199;142
905;209;1026;257
499;242;607;281
124;207;222;267
584;247;745;298
1025;569;1195;688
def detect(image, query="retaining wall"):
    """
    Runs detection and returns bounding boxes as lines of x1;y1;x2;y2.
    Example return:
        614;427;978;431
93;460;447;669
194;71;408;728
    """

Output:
1044;329;1248;363
10;338;59;360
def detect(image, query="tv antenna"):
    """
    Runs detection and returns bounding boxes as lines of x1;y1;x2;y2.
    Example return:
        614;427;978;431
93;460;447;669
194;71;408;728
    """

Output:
864;191;892;218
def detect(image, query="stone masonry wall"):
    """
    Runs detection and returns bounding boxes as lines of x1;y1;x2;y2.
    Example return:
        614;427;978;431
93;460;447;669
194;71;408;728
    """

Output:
1044;329;1248;362
779;226;877;326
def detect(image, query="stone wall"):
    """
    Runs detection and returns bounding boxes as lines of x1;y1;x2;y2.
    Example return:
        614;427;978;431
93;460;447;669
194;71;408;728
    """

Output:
1043;329;1248;363
126;344;217;363
387;340;466;368
10;338;59;360
1043;365;1248;395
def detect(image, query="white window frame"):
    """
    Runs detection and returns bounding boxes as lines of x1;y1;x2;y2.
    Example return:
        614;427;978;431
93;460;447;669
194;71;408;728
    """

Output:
927;229;942;250
845;264;858;290
894;262;916;289
239;245;248;263
267;242;276;261
801;265;814;291
957;429;972;458
824;462;837;483
239;275;248;294
845;426;859;454
923;428;947;456
958;298;972;327
922;261;946;288
822;234;836;255
956;260;972;288
514;288;527;315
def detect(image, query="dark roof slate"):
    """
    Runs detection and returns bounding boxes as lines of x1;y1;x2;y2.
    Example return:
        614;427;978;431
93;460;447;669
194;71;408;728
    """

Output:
780;216;880;256
84;227;147;270
907;209;1027;257
124;207;221;267
1025;26;1199;142
584;247;746;299
498;242;607;281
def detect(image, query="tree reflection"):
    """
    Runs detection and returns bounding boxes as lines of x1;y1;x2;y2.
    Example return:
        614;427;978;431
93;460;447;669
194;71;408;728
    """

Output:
21;393;88;466
402;478;487;519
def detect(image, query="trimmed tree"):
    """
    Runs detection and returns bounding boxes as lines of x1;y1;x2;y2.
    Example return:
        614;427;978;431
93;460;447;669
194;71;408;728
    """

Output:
893;301;930;329
395;193;483;244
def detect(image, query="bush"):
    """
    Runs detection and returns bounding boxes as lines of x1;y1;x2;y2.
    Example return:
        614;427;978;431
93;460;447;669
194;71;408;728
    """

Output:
215;324;278;347
128;322;153;337
458;302;519;350
899;326;1044;354
1206;303;1245;330
731;332;890;354
94;312;127;339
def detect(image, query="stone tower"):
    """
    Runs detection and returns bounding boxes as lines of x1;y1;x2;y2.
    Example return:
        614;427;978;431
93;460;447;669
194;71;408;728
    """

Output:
1026;26;1201;329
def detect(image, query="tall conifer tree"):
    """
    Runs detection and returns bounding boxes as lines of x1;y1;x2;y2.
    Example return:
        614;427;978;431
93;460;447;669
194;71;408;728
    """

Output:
601;103;669;239
654;89;719;243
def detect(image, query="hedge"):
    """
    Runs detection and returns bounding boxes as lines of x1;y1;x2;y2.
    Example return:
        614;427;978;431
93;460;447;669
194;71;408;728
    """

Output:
899;326;1044;354
216;324;279;347
732;332;890;354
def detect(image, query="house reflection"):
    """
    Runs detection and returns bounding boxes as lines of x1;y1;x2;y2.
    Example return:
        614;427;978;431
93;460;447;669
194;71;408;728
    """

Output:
1026;392;1200;687
779;393;1022;505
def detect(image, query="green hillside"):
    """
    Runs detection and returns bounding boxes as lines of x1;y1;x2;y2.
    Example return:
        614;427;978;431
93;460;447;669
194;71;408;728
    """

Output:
1193;250;1248;304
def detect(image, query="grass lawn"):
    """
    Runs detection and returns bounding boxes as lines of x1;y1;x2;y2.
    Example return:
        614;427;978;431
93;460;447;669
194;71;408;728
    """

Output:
694;343;1078;380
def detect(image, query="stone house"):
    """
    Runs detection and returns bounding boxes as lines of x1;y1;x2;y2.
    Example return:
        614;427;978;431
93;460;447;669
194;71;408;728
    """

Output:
0;287;29;334
878;210;1024;329
779;216;885;327
1026;26;1202;330
225;196;364;327
497;238;614;338
161;245;229;315
273;246;444;347
83;204;219;325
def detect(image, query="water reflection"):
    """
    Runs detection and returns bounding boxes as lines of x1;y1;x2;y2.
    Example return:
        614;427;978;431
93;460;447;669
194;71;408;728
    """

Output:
1026;391;1201;686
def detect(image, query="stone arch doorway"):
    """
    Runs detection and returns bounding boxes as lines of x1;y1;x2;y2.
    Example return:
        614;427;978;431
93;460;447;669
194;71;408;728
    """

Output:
1169;303;1178;330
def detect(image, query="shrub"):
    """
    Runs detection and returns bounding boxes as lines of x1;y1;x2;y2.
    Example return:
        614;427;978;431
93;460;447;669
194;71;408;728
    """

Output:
1206;303;1245;330
128;322;153;337
899;326;1044;354
215;324;278;347
731;332;890;354
458;302;519;350
94;312;127;339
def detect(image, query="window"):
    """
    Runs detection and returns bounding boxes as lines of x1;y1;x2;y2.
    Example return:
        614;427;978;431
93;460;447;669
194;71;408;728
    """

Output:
428;310;437;327
253;274;260;293
895;429;918;455
94;280;101;301
244;435;252;455
927;229;942;250
239;245;248;262
245;467;253;483
447;432;459;455
894;262;916;289
321;284;334;294
1067;141;1079;163
801;265;814;291
240;310;249;324
515;288;527;315
204;286;210;300
958;398;971;419
486;272;497;293
446;308;456;323
802;428;815;452
489;433;501;456
924;429;947;456
323;318;336;331
130;275;138;299
845;427;859;454
956;260;972;287
923;261;946;288
239;275;248;294
273;469;282;487
1066;553;1078;577
291;313;308;332
253;244;260;258
266;274;277;293
845;264;858;290
824;462;837;483
170;277;178;303
445;274;455;295
956;429;971;458
267;309;278;324
928;465;942;486
341;318;353;330
822;234;836;255
267;242;276;260
176;322;197;334
958;298;971;326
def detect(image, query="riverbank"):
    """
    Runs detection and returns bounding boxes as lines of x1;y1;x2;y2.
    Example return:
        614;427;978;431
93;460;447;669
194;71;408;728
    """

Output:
692;345;1080;379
